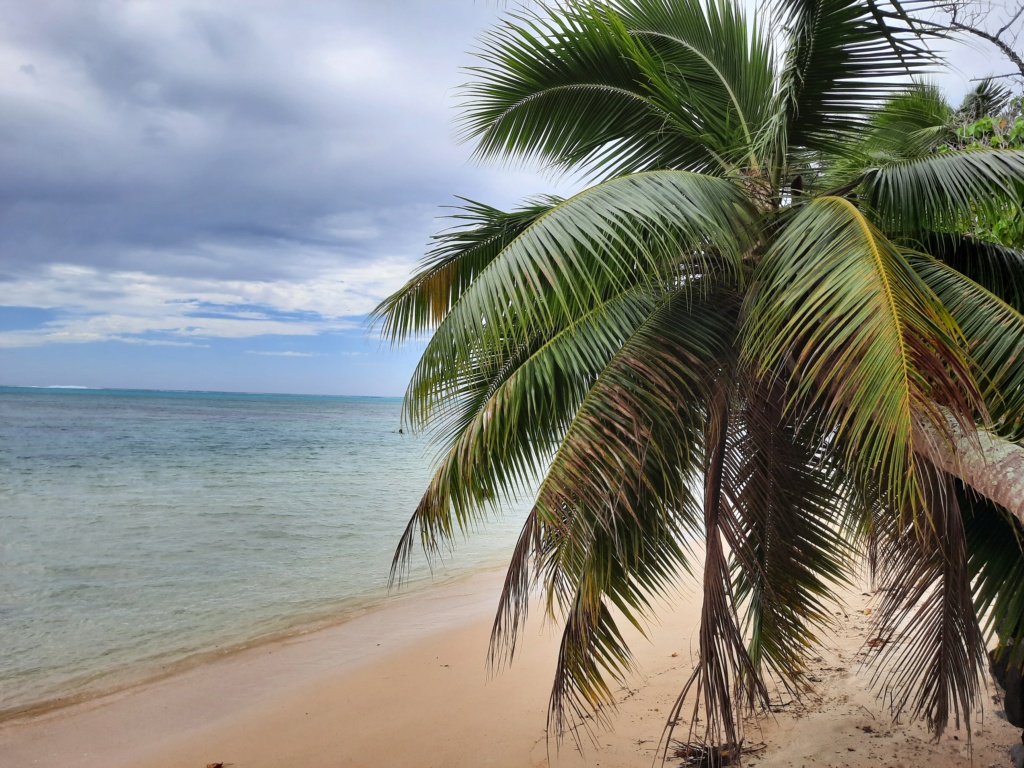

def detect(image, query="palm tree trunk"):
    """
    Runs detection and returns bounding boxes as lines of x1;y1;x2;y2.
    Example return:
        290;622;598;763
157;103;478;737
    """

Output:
915;418;1024;527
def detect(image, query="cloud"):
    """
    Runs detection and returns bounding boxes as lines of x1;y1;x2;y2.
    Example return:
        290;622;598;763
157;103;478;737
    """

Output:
0;329;210;349
0;259;387;347
0;0;1002;371
0;0;556;355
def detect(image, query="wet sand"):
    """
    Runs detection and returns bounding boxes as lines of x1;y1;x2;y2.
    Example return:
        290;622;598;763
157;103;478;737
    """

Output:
1;569;1018;768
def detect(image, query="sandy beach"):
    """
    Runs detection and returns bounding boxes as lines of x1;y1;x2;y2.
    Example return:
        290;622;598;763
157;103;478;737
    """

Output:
1;568;1019;768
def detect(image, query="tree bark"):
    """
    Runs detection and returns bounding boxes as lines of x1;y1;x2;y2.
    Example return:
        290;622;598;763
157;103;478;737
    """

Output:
915;418;1024;527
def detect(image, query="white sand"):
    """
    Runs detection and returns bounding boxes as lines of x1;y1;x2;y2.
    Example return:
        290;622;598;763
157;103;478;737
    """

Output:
0;569;1018;768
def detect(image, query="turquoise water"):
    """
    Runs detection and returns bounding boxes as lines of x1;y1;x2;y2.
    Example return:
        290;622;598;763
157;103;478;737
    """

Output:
0;387;525;716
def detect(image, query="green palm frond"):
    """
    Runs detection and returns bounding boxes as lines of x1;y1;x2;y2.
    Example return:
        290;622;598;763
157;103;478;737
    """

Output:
744;196;981;512
872;82;953;141
958;77;1013;122
546;509;693;742
963;489;1024;669
910;253;1024;440
461;1;698;176
549;571;639;741
371;197;559;343
462;0;777;178
821;83;955;185
528;292;735;740
915;232;1024;313
775;0;935;156
860;149;1024;234
727;372;853;695
488;509;540;673
391;286;669;583
613;0;776;172
402;170;753;431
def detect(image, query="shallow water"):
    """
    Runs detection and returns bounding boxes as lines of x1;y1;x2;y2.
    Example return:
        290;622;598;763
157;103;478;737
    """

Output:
0;387;526;715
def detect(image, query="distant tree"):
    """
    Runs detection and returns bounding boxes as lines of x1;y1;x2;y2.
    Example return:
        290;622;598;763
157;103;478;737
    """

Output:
949;80;1024;244
375;0;1024;752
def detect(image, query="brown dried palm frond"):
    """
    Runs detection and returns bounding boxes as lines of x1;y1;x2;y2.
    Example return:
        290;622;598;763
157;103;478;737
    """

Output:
868;465;986;737
726;370;853;700
668;375;766;752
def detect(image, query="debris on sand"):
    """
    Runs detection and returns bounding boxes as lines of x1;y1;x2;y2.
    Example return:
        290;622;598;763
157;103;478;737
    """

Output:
671;739;767;766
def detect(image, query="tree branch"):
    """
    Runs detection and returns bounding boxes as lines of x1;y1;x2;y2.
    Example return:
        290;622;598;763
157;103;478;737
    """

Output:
998;4;1024;39
970;73;1022;81
948;20;1024;79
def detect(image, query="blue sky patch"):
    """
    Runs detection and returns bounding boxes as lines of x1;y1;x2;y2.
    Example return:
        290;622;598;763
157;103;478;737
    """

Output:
0;306;61;331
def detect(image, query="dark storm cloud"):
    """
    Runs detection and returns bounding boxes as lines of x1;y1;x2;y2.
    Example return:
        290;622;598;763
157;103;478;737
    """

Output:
0;0;526;288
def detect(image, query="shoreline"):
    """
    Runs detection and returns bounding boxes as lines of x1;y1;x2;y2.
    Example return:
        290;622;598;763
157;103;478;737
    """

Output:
0;567;512;762
0;559;513;725
2;569;1019;768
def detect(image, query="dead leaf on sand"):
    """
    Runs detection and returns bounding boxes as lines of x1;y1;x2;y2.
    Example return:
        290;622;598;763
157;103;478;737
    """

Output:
671;740;767;766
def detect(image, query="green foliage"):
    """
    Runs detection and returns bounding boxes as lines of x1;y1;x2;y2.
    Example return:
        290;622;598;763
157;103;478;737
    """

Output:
374;0;1024;751
952;92;1024;248
932;82;1024;248
950;84;1024;151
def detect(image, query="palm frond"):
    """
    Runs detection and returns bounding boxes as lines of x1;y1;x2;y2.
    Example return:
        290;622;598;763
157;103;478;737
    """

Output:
402;170;753;432
390;286;668;584
819;83;954;187
461;1;717;176
870;468;986;737
670;375;766;751
958;77;1013;122
550;569;641;741
612;0;776;172
963;488;1024;670
486;286;708;668
371;196;559;343
727;370;853;696
774;0;936;155
534;292;737;741
863;82;954;158
860;149;1024;234
909;252;1024;440
488;509;540;671
913;232;1024;313
744;196;981;513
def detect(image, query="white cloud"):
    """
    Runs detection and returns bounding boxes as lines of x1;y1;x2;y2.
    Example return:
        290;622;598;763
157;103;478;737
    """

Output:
0;250;414;347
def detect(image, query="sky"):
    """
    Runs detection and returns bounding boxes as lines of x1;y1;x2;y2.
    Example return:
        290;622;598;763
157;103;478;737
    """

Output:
0;1;1010;396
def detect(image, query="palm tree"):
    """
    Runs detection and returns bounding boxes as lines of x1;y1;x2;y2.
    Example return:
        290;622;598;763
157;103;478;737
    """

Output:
373;0;1024;751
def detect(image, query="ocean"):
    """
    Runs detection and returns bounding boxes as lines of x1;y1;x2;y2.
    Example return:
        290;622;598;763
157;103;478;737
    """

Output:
0;386;526;718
